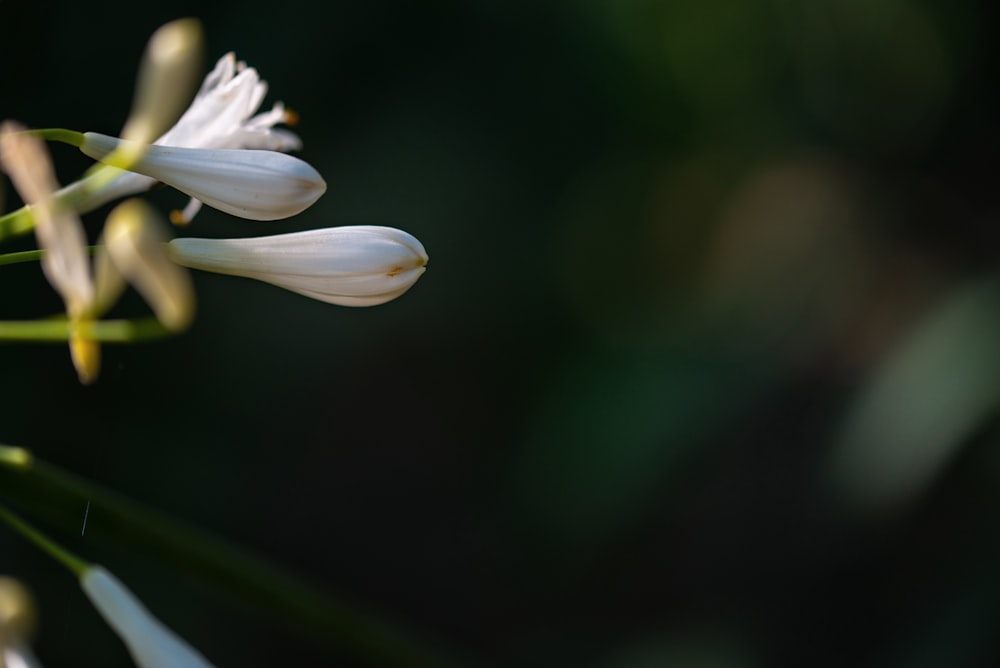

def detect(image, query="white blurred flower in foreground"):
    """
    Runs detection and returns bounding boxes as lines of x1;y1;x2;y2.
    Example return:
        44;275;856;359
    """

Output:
62;51;304;222
80;566;216;668
80;132;326;222
0;121;100;382
1;123;197;382
0;122;93;317
169;225;428;306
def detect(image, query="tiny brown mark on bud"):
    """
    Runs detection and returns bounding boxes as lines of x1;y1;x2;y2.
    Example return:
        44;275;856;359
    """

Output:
169;209;191;226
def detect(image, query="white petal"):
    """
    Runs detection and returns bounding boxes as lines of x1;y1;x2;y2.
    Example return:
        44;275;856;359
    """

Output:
3;643;42;668
196;52;235;98
0;122;94;315
80;566;216;668
168;225;428;306
80;132;326;221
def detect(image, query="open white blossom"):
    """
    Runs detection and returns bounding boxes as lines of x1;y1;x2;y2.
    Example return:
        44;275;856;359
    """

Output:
157;52;301;152
168;225;429;306
80;132;326;221
61;52;304;221
80;566;216;668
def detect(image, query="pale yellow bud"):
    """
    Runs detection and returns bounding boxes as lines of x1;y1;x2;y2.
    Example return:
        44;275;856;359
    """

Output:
0;577;37;643
70;326;101;385
121;18;205;144
97;199;195;331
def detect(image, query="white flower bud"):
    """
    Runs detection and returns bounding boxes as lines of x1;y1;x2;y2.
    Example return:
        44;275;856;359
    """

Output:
80;566;216;668
168;225;428;306
79;132;326;221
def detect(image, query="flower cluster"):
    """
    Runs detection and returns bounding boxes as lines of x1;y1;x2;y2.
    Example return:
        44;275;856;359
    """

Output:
0;18;428;385
0;20;430;662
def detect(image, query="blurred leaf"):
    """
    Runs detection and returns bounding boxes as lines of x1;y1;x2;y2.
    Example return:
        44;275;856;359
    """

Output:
0;446;473;668
830;277;1000;514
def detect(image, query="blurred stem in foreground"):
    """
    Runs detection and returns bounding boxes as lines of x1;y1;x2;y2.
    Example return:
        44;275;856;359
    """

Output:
0;445;471;668
0;317;173;342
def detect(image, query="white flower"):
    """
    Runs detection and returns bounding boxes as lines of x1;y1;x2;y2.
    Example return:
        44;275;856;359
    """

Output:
80;132;326;221
80;566;216;668
157;52;301;152
62;52;304;221
168;225;429;306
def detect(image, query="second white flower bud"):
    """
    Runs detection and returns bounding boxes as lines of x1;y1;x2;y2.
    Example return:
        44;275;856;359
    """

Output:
167;225;428;306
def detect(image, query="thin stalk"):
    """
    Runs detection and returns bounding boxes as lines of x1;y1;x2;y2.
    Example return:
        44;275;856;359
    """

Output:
0;206;35;241
0;503;89;576
28;128;85;147
0;246;98;266
0;317;172;342
0;248;45;266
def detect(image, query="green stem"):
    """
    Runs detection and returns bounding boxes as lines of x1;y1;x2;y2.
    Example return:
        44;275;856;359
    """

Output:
0;446;473;668
27;128;85;147
0;206;35;240
0;317;172;342
0;248;45;266
0;503;90;576
0;245;98;266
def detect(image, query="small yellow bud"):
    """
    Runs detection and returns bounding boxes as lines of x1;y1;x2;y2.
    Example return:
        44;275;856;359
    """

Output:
0;576;38;643
70;326;101;385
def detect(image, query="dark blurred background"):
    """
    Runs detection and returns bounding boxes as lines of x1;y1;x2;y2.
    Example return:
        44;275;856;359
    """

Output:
3;1;1000;666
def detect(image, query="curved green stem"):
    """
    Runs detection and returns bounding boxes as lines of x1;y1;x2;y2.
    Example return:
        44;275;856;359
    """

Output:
0;317;172;342
0;503;89;576
0;206;35;241
27;128;85;147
